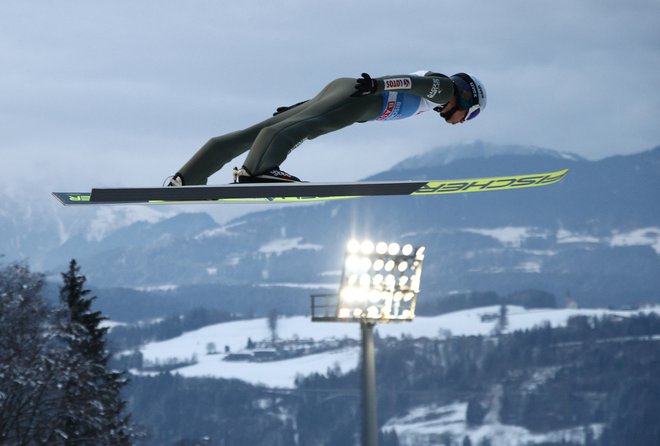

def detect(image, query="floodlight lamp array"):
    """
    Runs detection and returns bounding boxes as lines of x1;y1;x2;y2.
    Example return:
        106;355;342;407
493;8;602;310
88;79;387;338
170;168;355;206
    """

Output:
337;239;425;322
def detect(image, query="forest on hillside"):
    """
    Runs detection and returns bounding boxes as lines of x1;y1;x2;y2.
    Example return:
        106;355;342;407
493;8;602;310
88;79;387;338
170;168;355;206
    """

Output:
126;313;660;445
3;260;659;445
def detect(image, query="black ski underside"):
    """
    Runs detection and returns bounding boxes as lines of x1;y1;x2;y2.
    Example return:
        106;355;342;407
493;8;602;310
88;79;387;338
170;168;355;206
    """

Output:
89;181;426;203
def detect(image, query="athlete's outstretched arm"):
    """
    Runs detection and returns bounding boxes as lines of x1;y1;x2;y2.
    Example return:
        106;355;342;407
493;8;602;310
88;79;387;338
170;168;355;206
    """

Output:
353;72;454;104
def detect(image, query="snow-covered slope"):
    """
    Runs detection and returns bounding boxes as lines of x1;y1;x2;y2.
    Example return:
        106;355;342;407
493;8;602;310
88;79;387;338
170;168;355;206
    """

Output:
134;305;659;388
384;401;604;446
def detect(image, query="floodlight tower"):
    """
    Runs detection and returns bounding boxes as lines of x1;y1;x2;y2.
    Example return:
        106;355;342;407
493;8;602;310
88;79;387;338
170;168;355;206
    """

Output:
312;239;426;446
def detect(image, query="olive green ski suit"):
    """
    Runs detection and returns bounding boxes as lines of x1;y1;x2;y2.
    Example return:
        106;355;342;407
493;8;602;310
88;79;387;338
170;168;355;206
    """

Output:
177;72;454;185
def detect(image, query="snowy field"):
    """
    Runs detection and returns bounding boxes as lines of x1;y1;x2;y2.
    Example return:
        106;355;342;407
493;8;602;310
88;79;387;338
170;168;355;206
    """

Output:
130;305;658;445
383;401;605;446
134;305;659;388
462;226;660;254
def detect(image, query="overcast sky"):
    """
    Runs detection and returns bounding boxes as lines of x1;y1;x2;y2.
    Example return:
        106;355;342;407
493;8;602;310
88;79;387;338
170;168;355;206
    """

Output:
2;0;659;196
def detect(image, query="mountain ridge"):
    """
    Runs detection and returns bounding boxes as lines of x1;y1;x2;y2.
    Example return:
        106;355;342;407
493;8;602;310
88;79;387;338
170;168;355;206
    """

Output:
3;142;659;310
388;140;586;173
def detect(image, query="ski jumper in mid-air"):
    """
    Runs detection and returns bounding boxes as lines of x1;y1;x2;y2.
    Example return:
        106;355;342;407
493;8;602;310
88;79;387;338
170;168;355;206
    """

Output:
166;71;487;186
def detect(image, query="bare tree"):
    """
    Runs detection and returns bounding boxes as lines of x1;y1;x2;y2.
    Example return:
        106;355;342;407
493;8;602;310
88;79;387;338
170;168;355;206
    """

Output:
267;309;279;343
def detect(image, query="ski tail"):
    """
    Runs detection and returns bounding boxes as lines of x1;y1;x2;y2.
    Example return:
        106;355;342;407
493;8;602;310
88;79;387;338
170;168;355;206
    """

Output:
52;192;92;205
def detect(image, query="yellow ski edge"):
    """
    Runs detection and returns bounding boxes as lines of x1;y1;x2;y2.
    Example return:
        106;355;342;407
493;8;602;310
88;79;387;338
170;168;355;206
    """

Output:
412;168;568;195
147;195;363;204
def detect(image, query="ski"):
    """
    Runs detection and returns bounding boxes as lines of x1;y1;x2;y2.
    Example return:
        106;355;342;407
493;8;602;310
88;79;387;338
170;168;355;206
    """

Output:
52;168;568;206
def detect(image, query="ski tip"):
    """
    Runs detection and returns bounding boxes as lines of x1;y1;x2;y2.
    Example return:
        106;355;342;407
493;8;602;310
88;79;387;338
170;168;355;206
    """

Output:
555;168;569;181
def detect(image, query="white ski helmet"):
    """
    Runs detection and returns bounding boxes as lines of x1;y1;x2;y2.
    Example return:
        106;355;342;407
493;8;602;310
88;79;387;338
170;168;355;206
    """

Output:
451;73;487;121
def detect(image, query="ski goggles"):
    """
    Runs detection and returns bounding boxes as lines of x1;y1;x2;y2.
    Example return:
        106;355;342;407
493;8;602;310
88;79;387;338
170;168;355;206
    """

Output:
435;101;480;122
465;103;481;121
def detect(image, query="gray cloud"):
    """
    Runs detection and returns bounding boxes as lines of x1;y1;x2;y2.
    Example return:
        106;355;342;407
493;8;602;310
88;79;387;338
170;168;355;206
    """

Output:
1;0;659;193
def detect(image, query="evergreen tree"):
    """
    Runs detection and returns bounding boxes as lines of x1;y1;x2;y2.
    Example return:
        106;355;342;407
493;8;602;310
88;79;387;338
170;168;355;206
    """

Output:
57;259;133;444
380;428;400;446
0;262;62;443
466;398;487;426
491;304;509;336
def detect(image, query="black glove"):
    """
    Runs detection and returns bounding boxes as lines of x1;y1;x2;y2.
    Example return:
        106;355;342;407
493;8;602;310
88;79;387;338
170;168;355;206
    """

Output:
273;100;308;116
351;73;378;97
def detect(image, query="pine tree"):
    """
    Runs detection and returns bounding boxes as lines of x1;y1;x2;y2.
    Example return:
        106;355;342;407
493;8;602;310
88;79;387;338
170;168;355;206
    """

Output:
57;259;133;444
0;262;61;443
491;304;509;336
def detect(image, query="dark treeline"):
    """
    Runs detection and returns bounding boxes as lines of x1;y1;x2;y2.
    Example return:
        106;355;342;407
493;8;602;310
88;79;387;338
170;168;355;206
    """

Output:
69;284;314;323
127;374;296;446
416;289;559;316
294;312;660;446
119;312;660;445
108;307;238;351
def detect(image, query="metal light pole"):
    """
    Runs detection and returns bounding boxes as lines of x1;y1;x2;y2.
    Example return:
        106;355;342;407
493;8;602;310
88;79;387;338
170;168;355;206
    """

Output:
311;239;426;446
361;321;378;446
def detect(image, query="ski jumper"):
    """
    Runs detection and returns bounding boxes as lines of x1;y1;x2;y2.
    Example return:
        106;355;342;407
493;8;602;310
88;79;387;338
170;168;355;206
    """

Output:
177;71;454;185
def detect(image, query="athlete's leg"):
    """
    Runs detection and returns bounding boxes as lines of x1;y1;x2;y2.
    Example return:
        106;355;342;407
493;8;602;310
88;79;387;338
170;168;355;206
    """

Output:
176;105;311;185
242;78;382;175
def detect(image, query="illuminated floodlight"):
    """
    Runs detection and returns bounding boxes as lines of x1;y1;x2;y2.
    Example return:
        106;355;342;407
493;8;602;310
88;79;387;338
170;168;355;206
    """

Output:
312;238;427;446
360;274;371;288
347;239;361;254
345;255;360;271
366;306;380;319
361;240;375;255
336;238;426;322
360;257;372;271
388;243;400;256
315;238;426;323
338;307;352;318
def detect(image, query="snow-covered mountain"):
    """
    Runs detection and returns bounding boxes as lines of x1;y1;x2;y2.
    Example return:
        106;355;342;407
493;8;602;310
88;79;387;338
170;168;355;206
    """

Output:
2;142;659;309
391;141;584;171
